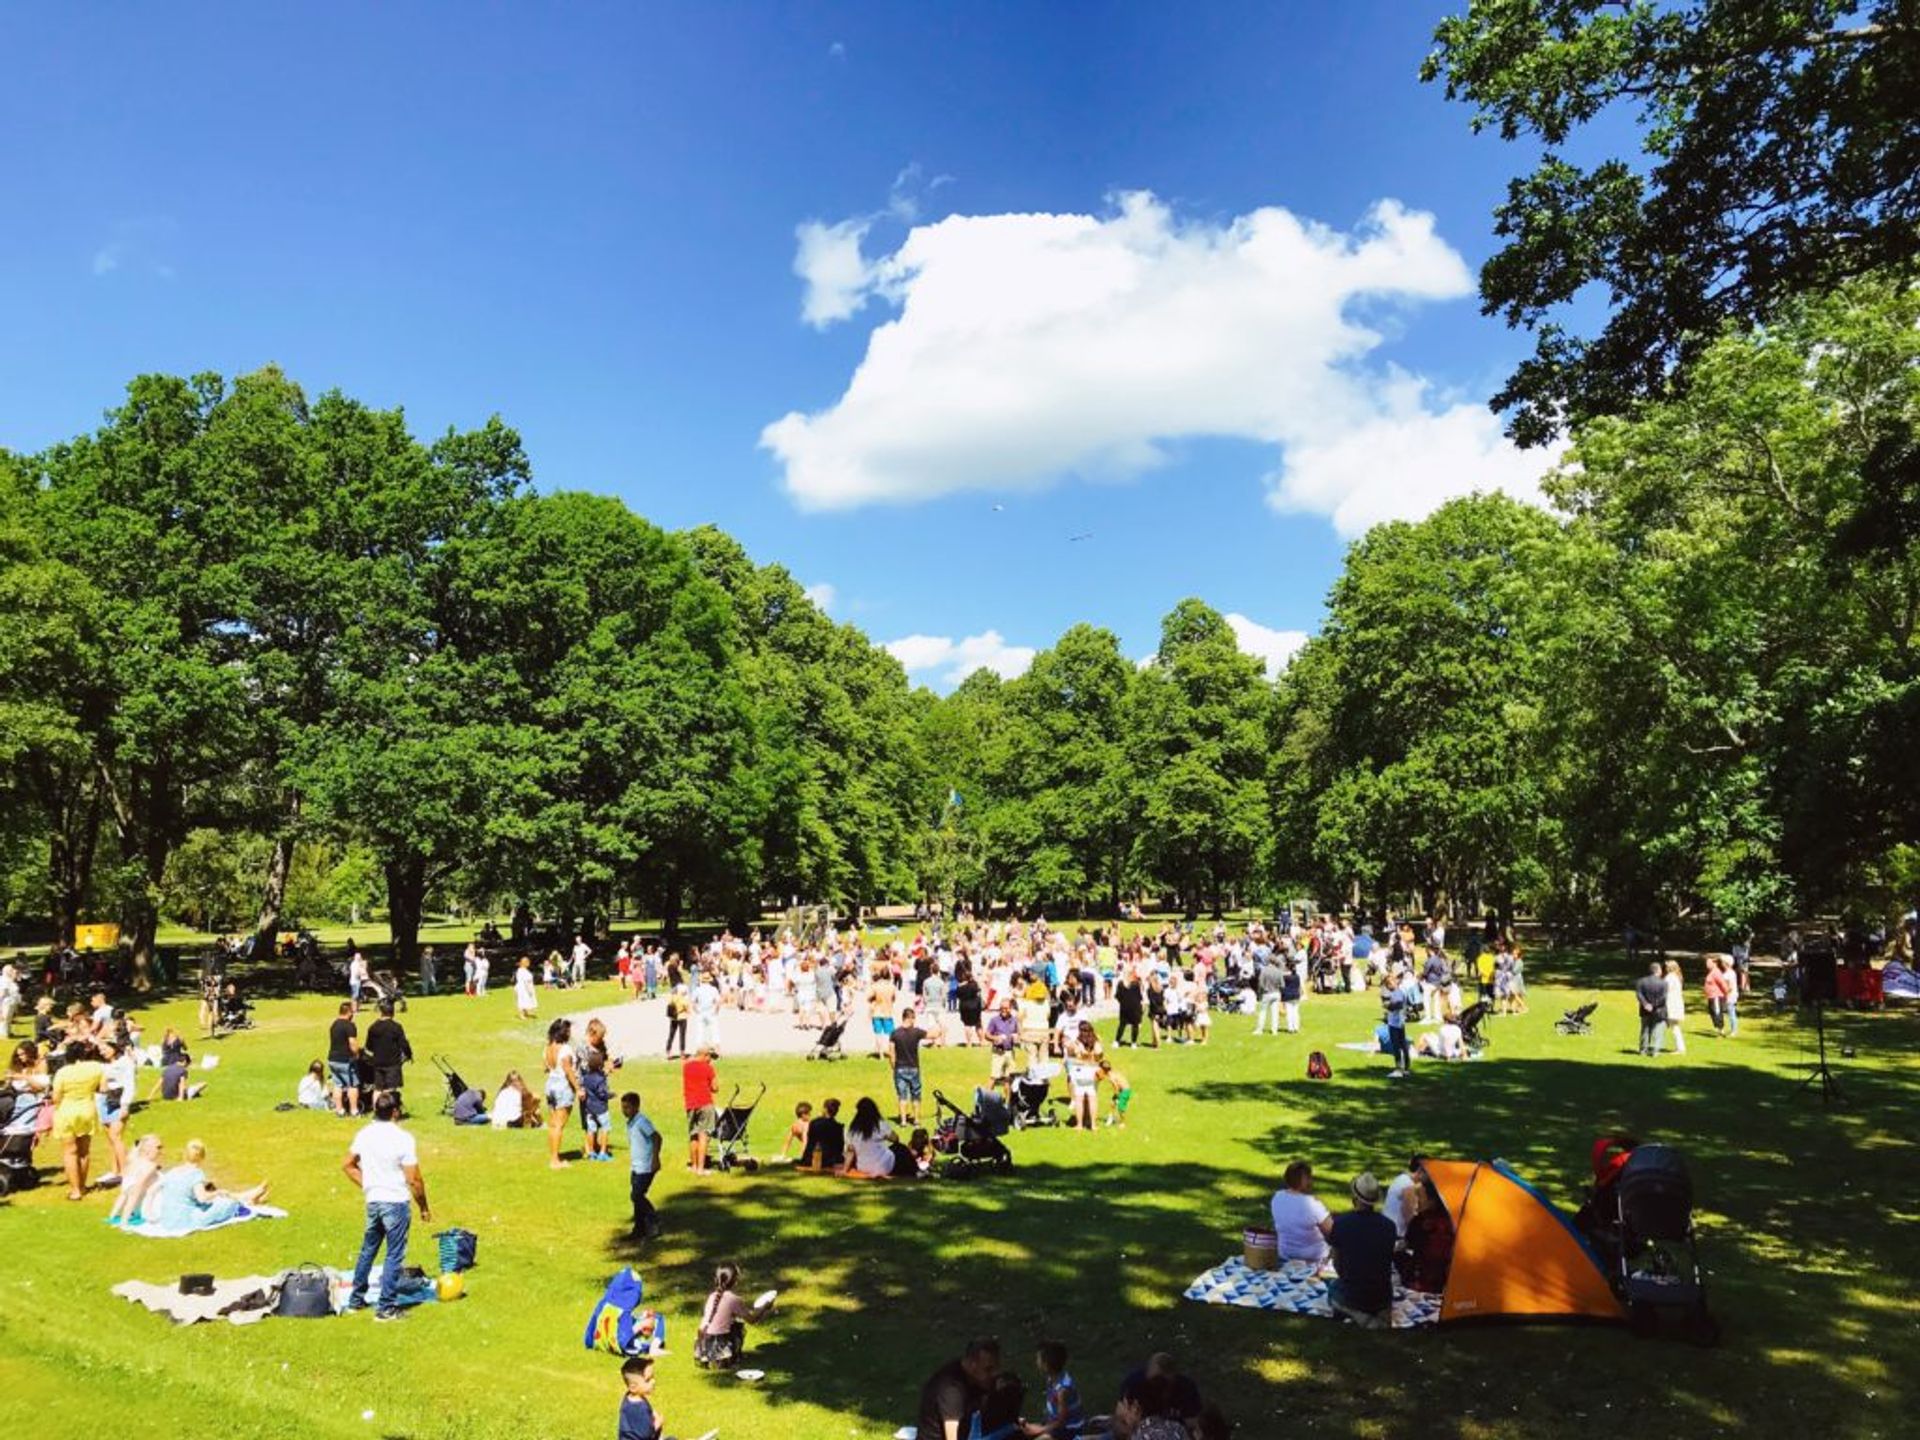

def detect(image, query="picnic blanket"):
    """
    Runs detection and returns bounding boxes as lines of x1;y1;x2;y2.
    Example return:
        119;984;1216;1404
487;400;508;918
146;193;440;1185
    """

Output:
112;1272;286;1325
120;1203;288;1238
113;1264;433;1323
1183;1256;1443;1329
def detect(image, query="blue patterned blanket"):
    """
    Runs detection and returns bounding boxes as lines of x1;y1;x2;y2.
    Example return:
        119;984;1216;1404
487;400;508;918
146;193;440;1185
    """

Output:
1183;1256;1442;1329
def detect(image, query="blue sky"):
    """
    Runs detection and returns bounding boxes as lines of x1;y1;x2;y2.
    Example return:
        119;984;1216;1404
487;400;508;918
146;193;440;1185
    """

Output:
1;2;1550;687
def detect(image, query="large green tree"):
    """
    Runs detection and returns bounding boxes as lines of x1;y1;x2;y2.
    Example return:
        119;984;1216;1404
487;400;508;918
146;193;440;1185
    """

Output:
1426;0;1920;444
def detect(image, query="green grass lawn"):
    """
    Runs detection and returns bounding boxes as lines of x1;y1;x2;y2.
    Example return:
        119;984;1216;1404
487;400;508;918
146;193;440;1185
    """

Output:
4;952;1915;1440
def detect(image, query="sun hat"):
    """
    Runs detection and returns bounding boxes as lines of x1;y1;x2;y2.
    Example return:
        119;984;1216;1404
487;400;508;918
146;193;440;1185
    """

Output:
1350;1172;1383;1205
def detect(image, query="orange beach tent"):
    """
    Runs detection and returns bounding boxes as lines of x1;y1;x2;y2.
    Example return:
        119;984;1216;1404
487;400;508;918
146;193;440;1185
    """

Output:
1422;1159;1625;1325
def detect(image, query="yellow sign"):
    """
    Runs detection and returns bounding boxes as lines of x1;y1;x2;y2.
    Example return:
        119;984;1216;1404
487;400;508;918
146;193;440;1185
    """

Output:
74;923;121;952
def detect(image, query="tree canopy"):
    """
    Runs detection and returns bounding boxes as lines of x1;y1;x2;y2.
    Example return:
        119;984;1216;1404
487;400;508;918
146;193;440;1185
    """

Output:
1425;0;1920;444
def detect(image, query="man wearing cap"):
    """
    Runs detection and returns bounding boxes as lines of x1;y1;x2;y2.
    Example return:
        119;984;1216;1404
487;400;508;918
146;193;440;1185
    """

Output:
1328;1172;1398;1329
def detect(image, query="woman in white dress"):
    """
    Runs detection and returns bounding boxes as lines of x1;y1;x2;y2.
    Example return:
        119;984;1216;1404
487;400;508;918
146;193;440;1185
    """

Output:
1664;959;1687;1054
514;957;539;1019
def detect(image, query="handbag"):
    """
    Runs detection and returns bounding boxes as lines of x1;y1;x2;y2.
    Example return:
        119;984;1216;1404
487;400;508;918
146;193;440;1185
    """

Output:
274;1263;333;1318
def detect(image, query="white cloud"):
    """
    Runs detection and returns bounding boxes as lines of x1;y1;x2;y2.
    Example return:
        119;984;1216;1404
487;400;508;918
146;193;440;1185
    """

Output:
802;580;837;612
90;217;179;280
1224;612;1310;678
885;630;1036;686
828;40;846;59
794;217;878;328
763;191;1552;534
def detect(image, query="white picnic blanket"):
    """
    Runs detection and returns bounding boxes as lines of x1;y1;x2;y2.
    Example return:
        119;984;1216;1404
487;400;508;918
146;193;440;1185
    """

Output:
120;1203;288;1238
112;1273;286;1325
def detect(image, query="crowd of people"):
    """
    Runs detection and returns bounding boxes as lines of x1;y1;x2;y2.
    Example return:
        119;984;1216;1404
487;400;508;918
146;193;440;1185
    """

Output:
913;1337;1231;1440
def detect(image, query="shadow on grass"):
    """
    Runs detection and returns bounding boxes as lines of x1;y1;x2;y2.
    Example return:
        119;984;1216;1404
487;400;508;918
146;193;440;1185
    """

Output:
589;1029;1918;1439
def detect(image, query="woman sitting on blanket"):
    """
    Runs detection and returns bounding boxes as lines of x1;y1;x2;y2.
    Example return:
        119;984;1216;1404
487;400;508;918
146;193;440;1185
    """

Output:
149;1139;270;1231
842;1097;913;1179
1395;1178;1455;1294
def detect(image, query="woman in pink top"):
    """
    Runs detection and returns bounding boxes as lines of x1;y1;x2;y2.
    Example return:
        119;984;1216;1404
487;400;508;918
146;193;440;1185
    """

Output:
1703;956;1735;1037
694;1261;755;1369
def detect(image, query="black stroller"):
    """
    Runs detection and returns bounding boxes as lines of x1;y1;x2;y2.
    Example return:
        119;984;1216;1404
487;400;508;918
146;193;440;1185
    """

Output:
712;1083;766;1173
1609;1144;1718;1344
1457;1001;1492;1054
806;1019;847;1061
1009;1068;1061;1128
1555;1001;1599;1036
432;1055;473;1116
932;1088;1014;1177
364;971;408;1012
0;1091;41;1196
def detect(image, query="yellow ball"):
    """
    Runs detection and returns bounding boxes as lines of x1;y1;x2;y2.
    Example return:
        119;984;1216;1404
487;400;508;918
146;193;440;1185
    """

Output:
436;1272;465;1301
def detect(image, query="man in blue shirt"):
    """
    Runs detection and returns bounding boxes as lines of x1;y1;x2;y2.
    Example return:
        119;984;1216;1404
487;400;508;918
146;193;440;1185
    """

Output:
621;1091;662;1241
1328;1172;1397;1329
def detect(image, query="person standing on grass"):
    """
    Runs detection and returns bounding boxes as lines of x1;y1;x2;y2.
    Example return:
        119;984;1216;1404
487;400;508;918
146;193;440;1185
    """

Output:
418;945;438;997
343;1091;430;1322
1635;962;1668;1056
890;1007;932;1127
1382;983;1412;1079
1253;949;1285;1035
683;1047;717;1175
621;1091;662;1240
363;1001;412;1112
690;969;722;1053
1281;956;1304;1033
1704;956;1732;1036
513;956;539;1019
543;1019;579;1170
1664;959;1688;1054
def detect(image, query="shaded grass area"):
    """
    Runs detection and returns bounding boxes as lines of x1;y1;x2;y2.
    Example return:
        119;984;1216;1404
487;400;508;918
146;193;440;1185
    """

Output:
3;956;1915;1439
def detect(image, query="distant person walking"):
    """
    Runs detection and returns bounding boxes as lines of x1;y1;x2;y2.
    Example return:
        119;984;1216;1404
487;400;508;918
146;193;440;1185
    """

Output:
343;1092;430;1322
1252;953;1285;1035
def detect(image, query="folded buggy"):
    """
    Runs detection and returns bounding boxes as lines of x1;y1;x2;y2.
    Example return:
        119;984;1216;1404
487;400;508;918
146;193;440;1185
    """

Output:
712;1083;766;1173
431;1054;472;1116
1609;1144;1718;1344
1555;1001;1598;1036
932;1087;1014;1178
806;1019;847;1061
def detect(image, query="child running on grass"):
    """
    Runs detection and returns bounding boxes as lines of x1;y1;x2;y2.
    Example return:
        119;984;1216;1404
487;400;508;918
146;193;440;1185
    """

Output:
1100;1059;1131;1129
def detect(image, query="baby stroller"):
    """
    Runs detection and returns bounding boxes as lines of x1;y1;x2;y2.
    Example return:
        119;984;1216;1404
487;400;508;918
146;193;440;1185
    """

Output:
0;1091;42;1196
363;970;408;1012
712;1083;766;1173
1457;1001;1492;1054
216;985;255;1032
1609;1144;1718;1344
1009;1065;1062;1128
932;1088;1014;1178
806;1019;847;1061
1555;1001;1599;1036
431;1055;472;1116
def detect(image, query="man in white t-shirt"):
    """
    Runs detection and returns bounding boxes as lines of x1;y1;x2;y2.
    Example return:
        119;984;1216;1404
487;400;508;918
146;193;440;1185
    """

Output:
343;1092;431;1321
689;973;722;1052
1269;1160;1333;1264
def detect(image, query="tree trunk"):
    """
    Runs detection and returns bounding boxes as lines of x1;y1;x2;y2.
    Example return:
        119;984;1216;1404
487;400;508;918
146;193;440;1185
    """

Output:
384;854;427;972
661;869;683;948
250;818;297;961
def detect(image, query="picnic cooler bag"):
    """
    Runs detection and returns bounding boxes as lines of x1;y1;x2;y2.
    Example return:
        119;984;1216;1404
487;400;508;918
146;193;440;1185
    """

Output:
1242;1228;1279;1272
436;1227;479;1273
